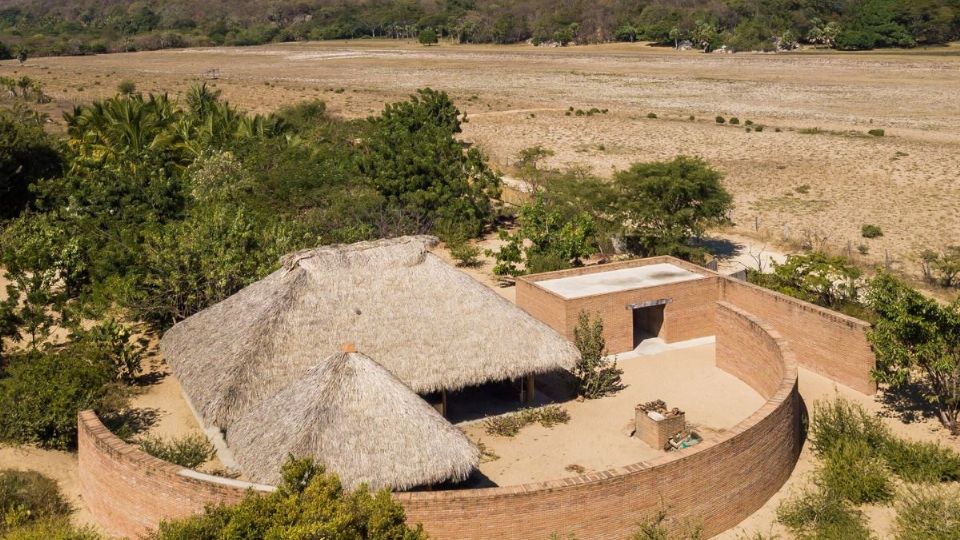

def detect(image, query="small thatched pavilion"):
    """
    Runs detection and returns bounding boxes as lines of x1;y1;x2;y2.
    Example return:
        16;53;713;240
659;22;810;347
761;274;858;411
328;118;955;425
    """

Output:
229;345;480;488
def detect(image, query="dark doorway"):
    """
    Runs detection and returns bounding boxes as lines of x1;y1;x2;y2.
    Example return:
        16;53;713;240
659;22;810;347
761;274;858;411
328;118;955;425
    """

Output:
632;304;665;347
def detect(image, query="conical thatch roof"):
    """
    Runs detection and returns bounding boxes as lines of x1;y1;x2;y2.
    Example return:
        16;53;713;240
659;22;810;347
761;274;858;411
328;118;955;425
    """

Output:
162;235;578;430
229;349;479;489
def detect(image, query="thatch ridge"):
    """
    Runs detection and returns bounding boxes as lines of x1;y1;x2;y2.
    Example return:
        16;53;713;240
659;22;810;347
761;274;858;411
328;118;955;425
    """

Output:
162;235;579;430
229;350;479;489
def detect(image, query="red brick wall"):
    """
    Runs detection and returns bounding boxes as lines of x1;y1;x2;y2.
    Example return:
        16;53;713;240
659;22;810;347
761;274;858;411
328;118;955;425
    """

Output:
78;301;801;540
719;278;876;394
77;411;273;538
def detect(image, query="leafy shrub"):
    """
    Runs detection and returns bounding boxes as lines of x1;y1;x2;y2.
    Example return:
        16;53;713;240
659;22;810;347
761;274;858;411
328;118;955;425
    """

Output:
0;106;64;219
137;434;216;469
861;224;883;238
155;458;425;539
894;486;960;539
71;319;147;383
729;117;740;125
881;438;960;483
448;240;482;268
0;352;126;450
0;470;72;535
818;438;894;504
117;80;136;95
754;125;764;132
647;112;657;119
3;518;101;540
417;28;438;45
810;396;960;483
745;120;754;126
809;397;890;457
777;487;872;539
715;116;725;124
572;311;624;399
868;129;885;137
858;244;870;255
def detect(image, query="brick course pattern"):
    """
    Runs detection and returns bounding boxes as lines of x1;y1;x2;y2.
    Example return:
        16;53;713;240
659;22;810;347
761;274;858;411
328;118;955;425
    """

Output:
77;411;273;538
718;278;876;394
78;297;802;539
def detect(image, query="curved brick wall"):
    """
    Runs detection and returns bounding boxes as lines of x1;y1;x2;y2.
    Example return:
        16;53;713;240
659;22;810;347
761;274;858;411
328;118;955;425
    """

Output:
79;300;801;539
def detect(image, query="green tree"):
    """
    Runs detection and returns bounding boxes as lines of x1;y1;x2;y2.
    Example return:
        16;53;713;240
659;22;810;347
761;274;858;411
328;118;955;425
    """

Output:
491;195;596;276
359;88;501;238
611;156;731;260
0;106;64;218
866;273;960;434
573;311;624;399
154;458;426;539
418;27;438;45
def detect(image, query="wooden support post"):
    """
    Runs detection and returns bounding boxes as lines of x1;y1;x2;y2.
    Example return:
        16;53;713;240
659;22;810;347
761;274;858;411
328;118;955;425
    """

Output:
441;389;448;418
523;374;535;404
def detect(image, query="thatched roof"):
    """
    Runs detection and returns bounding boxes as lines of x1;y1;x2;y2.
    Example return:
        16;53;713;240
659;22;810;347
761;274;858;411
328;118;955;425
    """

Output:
162;235;578;430
229;349;479;489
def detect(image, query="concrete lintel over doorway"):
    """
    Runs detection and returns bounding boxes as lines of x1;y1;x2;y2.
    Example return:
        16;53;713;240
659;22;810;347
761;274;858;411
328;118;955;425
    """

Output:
626;298;672;310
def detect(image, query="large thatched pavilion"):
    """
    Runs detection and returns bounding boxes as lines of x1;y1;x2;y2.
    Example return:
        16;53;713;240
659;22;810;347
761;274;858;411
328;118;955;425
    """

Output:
161;235;578;489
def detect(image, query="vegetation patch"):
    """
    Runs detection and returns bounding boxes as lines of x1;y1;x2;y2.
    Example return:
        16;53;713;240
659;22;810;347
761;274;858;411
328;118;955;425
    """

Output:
137;434;217;469
483;406;571;437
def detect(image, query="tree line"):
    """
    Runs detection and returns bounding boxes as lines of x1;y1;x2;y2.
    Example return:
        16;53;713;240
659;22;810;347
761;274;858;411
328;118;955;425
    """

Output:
2;0;959;58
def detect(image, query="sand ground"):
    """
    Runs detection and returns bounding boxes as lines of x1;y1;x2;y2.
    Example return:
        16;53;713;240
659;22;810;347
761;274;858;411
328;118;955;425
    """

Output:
3;40;959;279
462;342;765;486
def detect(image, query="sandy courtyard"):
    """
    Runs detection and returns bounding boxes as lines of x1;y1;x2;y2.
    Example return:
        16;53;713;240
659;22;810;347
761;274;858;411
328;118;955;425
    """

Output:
461;341;765;486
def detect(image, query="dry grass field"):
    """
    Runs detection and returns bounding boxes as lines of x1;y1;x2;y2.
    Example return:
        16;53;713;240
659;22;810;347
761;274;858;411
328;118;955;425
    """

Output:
3;40;960;277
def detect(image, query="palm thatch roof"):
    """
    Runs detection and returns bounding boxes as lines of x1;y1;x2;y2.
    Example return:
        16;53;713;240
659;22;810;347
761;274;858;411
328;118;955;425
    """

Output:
229;349;479;489
161;235;578;430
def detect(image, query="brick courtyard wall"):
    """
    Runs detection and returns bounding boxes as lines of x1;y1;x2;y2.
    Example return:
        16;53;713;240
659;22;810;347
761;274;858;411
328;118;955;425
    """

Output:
719;277;876;394
77;411;274;538
78;300;800;539
517;257;719;354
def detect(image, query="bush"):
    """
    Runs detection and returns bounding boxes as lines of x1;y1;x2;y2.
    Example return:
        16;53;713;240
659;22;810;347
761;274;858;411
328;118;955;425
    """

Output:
117;80;136;95
894;486;960;539
0;352;126;450
3;518;101;540
754;125;764;132
715;116;725;124
809;397;890;457
418;28;438;45
810;396;960;483
861;224;883;238
0;107;64;219
777;487;872;539
868;129;885;137
729;117;740;125
818;438;894;504
881;438;960;483
647;112;657;119
0;470;72;535
155;458;425;539
448;240;482;268
137;434;216;469
572;311;624;399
